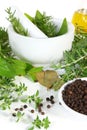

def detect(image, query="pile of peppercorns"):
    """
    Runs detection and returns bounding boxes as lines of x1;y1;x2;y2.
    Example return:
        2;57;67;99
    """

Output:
62;79;87;115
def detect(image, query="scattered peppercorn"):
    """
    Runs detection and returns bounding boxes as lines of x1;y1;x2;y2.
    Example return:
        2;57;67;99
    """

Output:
50;95;54;100
41;111;45;115
39;103;43;107
38;106;42;113
20;107;24;111
46;97;50;101
15;108;19;111
47;104;51;109
62;79;87;115
31;109;35;113
12;95;55;119
12;113;16;117
51;100;55;104
23;104;28;109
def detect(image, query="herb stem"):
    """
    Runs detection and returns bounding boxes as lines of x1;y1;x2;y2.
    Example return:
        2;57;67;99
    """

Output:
61;54;87;68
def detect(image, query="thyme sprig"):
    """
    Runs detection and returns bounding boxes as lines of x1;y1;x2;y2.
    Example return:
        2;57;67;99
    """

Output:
21;90;43;109
0;77;27;110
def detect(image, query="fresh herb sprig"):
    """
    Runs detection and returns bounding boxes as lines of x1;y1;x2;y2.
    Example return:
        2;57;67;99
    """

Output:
25;10;68;37
0;77;27;110
5;7;29;36
53;36;87;82
21;90;43;109
25;10;57;37
28;116;50;130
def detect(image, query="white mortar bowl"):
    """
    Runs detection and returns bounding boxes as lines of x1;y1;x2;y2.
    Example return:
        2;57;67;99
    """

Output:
7;20;74;67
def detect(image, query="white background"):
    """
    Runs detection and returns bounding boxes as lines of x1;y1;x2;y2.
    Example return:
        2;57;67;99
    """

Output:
0;1;87;130
0;0;87;27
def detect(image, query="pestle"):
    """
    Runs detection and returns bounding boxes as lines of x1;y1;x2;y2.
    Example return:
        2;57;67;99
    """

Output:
9;6;48;38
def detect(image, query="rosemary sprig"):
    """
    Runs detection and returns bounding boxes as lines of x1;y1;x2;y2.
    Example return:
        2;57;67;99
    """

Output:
5;7;29;36
53;37;87;82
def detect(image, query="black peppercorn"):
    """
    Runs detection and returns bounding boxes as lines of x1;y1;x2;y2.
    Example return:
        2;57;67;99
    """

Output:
23;104;28;109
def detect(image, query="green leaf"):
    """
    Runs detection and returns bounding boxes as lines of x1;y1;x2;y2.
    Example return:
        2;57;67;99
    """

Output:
33;115;42;128
42;117;51;129
35;90;39;96
57;18;68;36
35;10;42;21
11;59;27;76
24;13;35;23
16;111;24;122
0;57;15;77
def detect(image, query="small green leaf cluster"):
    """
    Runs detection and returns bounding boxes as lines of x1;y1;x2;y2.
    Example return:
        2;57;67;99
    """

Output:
21;90;43;109
28;116;50;130
16;111;25;122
